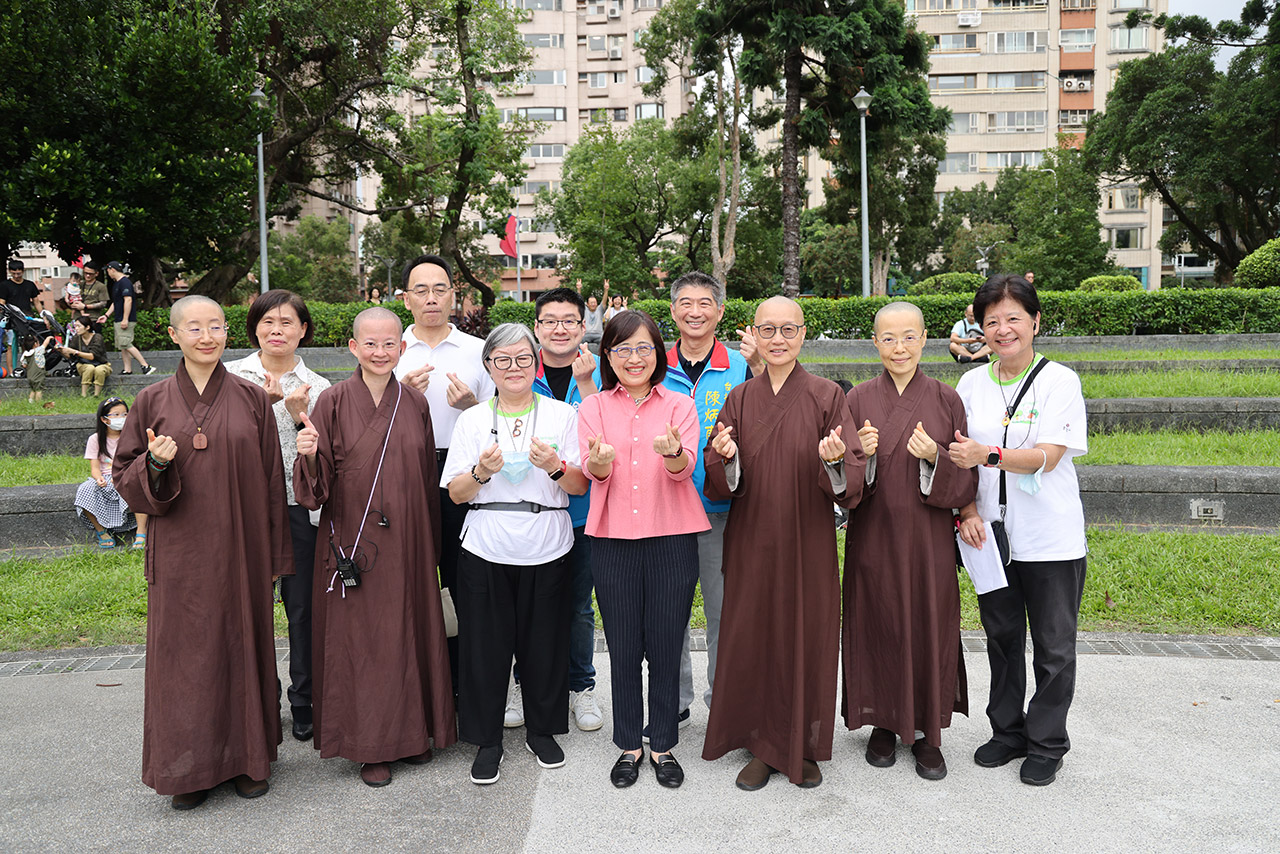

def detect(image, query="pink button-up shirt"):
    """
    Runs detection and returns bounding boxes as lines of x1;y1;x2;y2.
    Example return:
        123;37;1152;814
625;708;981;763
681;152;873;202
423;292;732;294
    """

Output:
577;383;710;540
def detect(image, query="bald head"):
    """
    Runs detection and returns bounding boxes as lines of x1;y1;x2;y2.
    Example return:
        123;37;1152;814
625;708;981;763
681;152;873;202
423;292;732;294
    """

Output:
353;306;403;340
752;295;806;369
169;295;224;329
873;301;925;335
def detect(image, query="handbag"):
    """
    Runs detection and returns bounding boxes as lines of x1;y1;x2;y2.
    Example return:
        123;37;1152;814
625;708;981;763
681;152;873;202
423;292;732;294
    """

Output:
992;357;1050;567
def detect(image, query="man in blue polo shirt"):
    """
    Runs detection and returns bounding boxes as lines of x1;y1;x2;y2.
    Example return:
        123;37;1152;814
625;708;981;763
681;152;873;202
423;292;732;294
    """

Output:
510;286;605;733
661;271;761;730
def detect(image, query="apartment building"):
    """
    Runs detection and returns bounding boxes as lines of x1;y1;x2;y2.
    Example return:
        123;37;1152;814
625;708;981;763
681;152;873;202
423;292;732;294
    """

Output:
912;0;1169;287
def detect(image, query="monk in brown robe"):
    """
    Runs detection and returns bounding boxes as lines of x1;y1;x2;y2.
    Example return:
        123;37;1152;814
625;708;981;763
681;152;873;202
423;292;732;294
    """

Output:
114;295;291;810
842;301;978;781
294;307;456;788
701;296;864;790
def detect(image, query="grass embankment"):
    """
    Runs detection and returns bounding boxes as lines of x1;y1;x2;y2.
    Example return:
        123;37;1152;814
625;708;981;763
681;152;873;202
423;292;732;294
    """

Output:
2;528;1276;652
0;453;88;487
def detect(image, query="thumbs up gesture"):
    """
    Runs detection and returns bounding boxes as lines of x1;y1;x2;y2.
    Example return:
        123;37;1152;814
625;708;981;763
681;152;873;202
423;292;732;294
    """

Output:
947;429;985;469
653;422;683;457
284;383;312;422
710;422;737;461
906;421;938;462
819;424;846;464
587;433;615;467
856;419;879;457
146;428;178;464
296;412;319;458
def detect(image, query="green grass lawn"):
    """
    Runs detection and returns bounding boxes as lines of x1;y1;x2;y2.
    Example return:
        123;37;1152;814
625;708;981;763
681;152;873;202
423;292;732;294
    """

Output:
1081;429;1280;467
2;527;1276;652
803;348;1280;365
0;396;134;417
0;453;89;487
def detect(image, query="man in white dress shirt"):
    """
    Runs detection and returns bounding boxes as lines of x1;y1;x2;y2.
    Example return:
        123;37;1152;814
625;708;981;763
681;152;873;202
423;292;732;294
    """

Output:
395;255;495;689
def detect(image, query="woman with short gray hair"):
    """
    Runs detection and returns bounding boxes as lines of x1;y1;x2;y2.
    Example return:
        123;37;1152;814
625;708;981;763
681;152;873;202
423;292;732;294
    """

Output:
441;323;590;785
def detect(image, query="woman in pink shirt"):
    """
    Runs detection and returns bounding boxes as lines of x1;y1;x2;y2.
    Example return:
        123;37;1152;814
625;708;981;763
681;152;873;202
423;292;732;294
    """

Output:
578;310;709;790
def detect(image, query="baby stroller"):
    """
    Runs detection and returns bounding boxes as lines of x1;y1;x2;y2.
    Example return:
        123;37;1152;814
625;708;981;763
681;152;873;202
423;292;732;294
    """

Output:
1;304;67;377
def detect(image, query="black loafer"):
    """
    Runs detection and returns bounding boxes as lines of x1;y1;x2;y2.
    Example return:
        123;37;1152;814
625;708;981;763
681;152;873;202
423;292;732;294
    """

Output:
610;751;643;788
170;789;208;810
1020;754;1063;786
865;727;896;768
232;774;270;799
649;751;684;789
291;705;313;741
974;739;1027;768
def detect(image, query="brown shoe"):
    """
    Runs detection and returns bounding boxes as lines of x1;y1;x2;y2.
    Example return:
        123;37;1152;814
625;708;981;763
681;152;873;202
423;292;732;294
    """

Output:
170;789;208;810
231;774;270;799
402;748;433;765
865;727;897;768
360;762;392;787
912;741;947;781
735;757;776;791
797;759;822;789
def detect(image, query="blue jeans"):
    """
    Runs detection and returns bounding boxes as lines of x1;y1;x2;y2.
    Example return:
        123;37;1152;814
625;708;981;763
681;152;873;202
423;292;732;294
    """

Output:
516;525;596;692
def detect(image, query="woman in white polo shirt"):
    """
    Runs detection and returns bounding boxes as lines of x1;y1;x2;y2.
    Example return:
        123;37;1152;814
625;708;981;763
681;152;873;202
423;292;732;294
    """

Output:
948;274;1088;789
442;323;589;786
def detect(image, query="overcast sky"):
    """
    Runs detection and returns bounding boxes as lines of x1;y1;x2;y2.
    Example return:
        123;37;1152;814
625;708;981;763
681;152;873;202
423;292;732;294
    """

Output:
1167;0;1247;67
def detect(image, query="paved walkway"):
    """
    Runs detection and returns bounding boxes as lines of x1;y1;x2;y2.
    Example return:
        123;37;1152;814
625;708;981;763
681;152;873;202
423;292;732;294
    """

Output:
1;633;1277;853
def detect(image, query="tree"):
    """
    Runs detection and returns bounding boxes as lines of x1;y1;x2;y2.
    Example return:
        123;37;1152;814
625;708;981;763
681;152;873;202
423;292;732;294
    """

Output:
264;216;360;304
800;217;861;297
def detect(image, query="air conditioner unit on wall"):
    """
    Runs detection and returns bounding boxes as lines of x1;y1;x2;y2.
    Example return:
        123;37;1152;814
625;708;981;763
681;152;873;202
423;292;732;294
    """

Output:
1063;78;1078;91
957;12;981;27
608;8;620;17
1077;79;1092;91
608;48;622;59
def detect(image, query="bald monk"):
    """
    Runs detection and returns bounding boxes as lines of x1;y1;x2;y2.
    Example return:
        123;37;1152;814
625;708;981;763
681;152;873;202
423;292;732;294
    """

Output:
841;302;978;781
294;307;456;788
701;296;865;790
113;295;291;809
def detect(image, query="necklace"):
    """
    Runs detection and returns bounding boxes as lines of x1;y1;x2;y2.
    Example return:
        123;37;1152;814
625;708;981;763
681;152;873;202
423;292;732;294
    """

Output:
996;355;1039;427
630;389;652;407
180;367;226;450
492;397;538;453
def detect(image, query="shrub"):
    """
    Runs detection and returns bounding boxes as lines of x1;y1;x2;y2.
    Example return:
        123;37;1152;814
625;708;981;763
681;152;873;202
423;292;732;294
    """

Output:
906;272;985;295
1234;237;1280;289
1078;275;1143;292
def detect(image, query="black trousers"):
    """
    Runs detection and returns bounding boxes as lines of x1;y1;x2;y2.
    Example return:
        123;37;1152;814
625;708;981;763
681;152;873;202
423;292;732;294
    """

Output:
438;478;468;691
592;534;698;754
283;504;318;709
977;556;1087;760
456;548;570;748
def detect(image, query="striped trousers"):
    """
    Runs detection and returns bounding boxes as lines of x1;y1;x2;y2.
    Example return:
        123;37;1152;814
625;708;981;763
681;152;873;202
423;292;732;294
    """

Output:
592;533;698;753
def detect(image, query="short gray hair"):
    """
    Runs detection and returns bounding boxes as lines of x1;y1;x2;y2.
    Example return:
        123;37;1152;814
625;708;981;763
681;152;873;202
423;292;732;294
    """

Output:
483;322;538;363
670;270;725;306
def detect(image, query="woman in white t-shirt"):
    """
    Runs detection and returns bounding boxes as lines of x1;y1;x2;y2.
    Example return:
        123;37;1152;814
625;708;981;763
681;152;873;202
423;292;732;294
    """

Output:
947;274;1088;788
75;396;148;549
442;323;589;786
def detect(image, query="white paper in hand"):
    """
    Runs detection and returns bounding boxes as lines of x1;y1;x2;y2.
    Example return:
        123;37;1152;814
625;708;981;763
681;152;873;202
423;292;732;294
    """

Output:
957;522;1008;594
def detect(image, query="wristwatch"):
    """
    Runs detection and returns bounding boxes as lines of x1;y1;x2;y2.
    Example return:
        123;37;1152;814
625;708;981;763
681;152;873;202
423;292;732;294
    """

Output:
549;460;567;481
984;445;1002;468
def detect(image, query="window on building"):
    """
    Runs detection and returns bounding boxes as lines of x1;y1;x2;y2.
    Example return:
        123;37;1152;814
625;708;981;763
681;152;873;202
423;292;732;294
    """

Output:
929;74;977;90
906;0;976;9
587;35;605;52
526;144;565;158
1059;109;1094;127
949;112;976;134
636;102;664;119
528;253;559;268
1113;0;1145;9
989;72;1045;89
612;71;627;83
987;111;1046;133
608;35;624;56
1111;226;1143;249
635;0;662;9
1108;187;1144;210
1111;26;1148;51
586;1;606;14
990;0;1046;7
633;28;647;43
1059;29;1095;51
934;33;978;52
636;65;655;83
580;107;610;123
989;31;1048;54
986;151;1044;169
940;152;977;173
522;180;562;195
1061;0;1096;8
586;72;607;88
516;107;566;121
525;70;566;85
613;107;628;121
523;33;565;48
517;218;556;233
506;0;562;9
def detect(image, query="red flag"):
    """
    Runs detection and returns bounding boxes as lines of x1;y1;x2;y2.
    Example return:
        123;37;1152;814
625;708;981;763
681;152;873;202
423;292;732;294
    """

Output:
499;215;518;258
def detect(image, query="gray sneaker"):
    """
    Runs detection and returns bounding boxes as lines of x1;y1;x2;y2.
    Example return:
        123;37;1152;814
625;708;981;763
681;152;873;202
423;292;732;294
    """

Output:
570;687;604;732
504;681;525;728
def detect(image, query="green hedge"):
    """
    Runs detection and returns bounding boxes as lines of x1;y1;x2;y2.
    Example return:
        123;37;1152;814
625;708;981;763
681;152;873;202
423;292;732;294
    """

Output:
119;288;1280;349
1234;238;1280;289
1079;275;1143;292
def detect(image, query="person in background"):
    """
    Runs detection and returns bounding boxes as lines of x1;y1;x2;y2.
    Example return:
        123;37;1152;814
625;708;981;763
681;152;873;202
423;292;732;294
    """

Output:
3;259;39;374
604;294;628;322
76;396;148;550
948;274;1088;787
60;316;112;397
577;309;709;790
578;278;609;346
20;332;54;403
949;303;992;364
367;287;383;304
80;263;111;316
1024;271;1035;285
226;289;331;744
97;261;157;375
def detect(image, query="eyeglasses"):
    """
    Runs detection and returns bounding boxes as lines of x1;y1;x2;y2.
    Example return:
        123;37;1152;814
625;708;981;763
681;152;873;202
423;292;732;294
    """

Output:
176;325;228;338
876;334;922;348
609;344;656;359
488;353;536;370
405;284;454;298
356;340;400;352
753;323;804;340
536;318;583;330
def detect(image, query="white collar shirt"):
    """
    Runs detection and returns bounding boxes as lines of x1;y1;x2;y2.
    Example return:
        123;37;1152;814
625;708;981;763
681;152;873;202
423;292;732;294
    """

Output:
395;323;495;448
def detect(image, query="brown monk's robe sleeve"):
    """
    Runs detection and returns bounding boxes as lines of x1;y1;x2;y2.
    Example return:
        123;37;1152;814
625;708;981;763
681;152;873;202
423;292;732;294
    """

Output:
920;385;978;511
703;381;745;502
293;387;337;511
113;385;182;516
820;380;865;509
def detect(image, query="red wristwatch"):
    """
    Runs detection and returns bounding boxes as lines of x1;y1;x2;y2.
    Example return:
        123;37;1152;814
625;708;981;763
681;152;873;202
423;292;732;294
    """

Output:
984;445;1002;468
549;459;568;481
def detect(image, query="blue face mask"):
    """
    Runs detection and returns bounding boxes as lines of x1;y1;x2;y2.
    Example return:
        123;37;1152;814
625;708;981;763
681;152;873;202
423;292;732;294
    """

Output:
499;452;533;484
1017;449;1048;496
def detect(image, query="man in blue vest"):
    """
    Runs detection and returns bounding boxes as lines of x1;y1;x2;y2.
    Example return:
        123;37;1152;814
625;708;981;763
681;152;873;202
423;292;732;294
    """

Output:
661;271;761;731
506;286;605;733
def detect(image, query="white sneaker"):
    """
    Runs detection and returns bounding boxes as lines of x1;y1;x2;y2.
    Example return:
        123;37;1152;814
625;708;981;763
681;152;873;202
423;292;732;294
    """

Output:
504;681;525;728
570;688;604;732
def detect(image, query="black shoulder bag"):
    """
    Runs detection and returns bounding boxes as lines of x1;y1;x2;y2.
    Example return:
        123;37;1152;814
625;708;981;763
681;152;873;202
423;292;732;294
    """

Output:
989;357;1050;566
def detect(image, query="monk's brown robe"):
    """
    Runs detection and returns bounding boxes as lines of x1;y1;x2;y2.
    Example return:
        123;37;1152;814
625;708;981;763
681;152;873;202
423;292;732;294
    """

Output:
701;364;864;784
114;361;291;795
293;370;456;763
841;369;978;747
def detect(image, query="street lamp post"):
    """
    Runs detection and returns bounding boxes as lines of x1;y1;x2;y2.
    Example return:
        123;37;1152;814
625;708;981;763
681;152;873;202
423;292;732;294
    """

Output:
251;87;269;294
853;87;873;298
380;256;395;300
